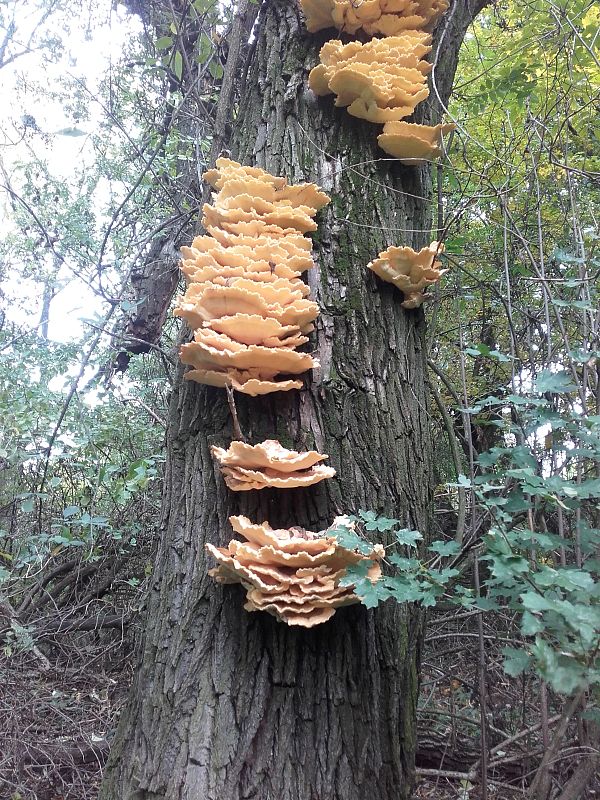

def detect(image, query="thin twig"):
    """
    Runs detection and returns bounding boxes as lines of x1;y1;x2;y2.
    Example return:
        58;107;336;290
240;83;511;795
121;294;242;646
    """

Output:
225;386;245;442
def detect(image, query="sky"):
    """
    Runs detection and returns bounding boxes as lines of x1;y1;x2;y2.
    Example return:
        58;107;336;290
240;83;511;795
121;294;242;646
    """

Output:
0;1;142;342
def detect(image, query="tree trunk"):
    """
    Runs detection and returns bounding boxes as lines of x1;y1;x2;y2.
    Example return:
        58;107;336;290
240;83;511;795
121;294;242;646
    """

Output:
100;1;485;798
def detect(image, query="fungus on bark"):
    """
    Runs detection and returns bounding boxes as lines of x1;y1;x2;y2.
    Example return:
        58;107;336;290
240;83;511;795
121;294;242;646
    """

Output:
378;120;456;163
367;241;447;308
308;34;432;124
300;0;448;35
206;515;383;627
211;439;336;491
175;159;329;394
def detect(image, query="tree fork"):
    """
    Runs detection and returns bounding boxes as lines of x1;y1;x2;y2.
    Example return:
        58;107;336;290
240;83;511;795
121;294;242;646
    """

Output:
100;1;486;798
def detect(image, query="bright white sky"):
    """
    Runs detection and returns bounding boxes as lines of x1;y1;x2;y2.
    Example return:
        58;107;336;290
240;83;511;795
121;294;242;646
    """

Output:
0;1;142;342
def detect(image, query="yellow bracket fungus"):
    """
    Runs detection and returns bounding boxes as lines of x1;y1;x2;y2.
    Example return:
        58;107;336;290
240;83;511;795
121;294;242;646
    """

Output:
308;34;432;124
300;0;449;35
367;241;447;308
377;120;456;163
206;515;383;627
175;159;330;395
211;439;336;491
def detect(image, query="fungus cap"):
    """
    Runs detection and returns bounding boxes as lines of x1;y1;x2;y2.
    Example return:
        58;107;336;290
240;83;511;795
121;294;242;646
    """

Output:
219;463;336;491
377;120;456;163
183;368;304;395
368;241;447;308
308;34;432;124
206;315;303;347
179;338;319;376
211;440;329;473
175;284;319;330
203;201;318;235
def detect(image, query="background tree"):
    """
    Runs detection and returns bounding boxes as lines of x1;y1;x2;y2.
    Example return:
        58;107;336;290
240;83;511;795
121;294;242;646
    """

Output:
99;1;486;798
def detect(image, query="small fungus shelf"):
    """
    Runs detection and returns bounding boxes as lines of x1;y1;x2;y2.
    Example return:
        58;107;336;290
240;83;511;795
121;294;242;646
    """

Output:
211;439;336;491
367;241;447;308
175;158;330;395
377;120;456;164
206;515;383;627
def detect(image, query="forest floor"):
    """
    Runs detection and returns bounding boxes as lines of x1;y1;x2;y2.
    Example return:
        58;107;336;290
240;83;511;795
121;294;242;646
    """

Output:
1;606;597;800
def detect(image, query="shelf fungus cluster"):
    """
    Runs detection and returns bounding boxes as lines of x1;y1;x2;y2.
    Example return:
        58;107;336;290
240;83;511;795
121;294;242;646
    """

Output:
305;1;454;164
300;0;449;35
175;158;330;395
367;241;447;308
206;516;384;627
308;33;433;124
211;439;336;491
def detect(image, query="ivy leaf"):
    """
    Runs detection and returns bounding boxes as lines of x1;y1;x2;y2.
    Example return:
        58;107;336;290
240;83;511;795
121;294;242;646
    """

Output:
330;524;374;556
388;554;420;570
354;579;382;609
358;510;400;531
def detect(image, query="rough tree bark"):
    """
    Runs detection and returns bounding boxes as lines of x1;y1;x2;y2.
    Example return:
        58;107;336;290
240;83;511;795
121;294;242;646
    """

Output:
100;1;486;798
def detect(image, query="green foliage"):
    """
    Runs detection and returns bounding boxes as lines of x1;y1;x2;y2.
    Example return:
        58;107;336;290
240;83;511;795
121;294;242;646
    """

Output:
0;329;165;588
348;379;600;702
331;514;458;609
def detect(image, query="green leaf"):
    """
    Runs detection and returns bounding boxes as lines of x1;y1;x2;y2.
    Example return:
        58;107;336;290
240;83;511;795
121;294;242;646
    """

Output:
428;540;461;556
354;579;382;608
55;127;87;137
21;497;35;513
358;510;401;532
395;529;423;547
534;370;577;394
465;343;511;362
196;33;213;64
173;50;183;81
552;248;585;264
581;708;600;724
388;554;420;570
552;298;595;310
520;591;557;613
156;36;174;50
530;639;588;694
62;505;80;518
209;60;224;80
502;646;532;676
330;523;374;556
